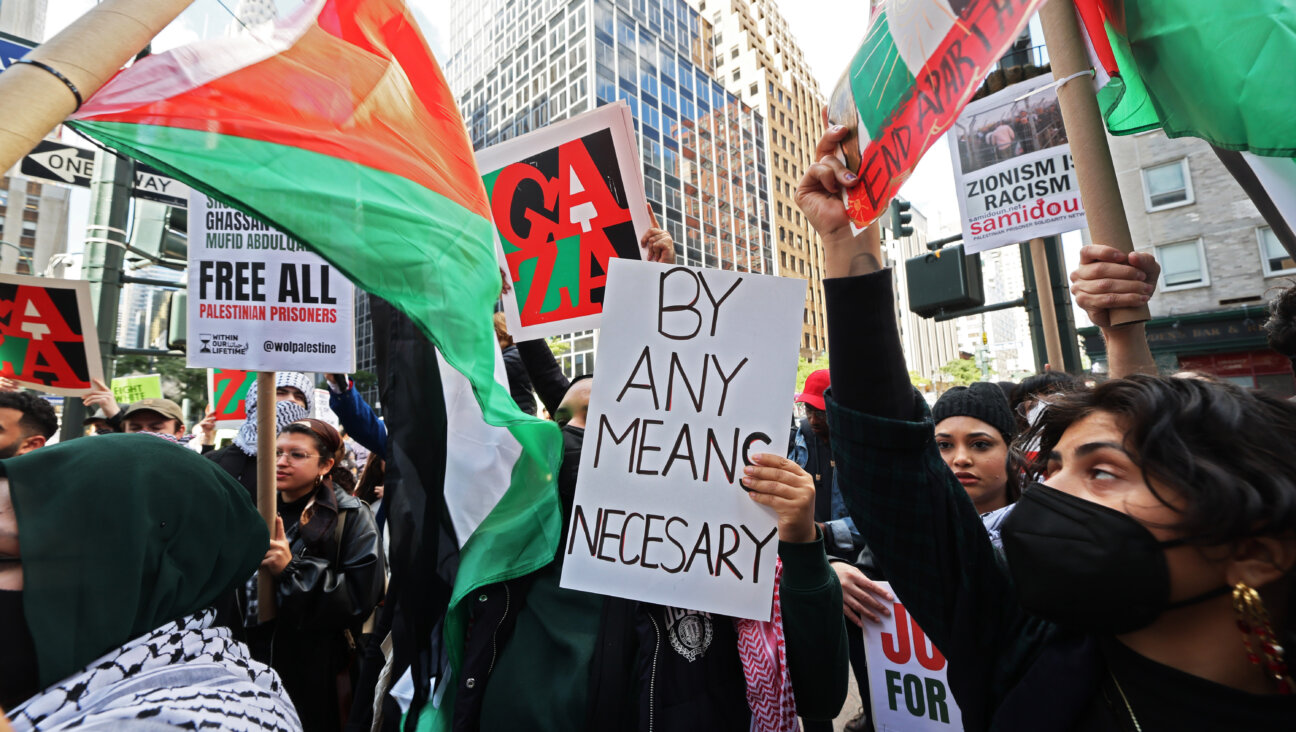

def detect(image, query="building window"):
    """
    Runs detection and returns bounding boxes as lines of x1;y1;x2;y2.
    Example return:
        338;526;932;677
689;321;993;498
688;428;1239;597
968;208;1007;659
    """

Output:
1141;159;1193;210
1156;239;1208;290
730;46;739;59
1259;226;1295;276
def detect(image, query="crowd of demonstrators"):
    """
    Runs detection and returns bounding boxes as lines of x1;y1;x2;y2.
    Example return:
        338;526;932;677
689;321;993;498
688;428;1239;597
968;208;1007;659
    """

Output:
797;122;1296;730
442;226;848;732
1;434;300;729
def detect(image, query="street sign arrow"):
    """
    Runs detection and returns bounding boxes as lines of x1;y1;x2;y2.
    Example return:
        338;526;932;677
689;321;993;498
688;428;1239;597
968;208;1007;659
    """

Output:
21;141;95;186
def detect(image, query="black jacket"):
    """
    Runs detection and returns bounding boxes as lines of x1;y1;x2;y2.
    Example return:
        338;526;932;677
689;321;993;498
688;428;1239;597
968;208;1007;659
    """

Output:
271;487;386;732
501;344;537;415
204;442;258;498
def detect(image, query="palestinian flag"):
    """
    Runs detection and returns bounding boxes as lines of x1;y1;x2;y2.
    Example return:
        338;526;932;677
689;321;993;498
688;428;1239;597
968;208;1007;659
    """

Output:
67;0;563;726
832;0;1047;226
1076;0;1296;256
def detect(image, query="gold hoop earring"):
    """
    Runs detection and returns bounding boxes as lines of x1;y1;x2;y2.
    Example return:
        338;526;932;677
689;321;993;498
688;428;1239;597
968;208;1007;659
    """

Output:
1233;582;1293;694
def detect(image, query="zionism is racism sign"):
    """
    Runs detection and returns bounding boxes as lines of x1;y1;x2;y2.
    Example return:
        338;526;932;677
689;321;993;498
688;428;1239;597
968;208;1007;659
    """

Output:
0;274;103;396
561;259;805;620
949;73;1087;253
827;0;1046;227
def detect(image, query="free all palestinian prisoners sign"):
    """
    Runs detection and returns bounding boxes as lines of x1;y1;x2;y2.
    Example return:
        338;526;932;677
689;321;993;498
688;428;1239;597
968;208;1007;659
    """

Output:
479;101;651;340
560;260;805;620
0;274;103;396
948;73;1087;254
187;191;356;372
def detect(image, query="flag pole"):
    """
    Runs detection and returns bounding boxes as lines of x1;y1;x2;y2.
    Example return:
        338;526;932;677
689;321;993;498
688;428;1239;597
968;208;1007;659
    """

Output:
256;372;278;624
1039;0;1150;326
0;0;195;174
1029;238;1066;369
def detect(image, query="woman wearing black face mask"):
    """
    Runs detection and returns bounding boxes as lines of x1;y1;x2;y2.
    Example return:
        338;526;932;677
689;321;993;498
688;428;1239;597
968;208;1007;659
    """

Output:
797;123;1296;731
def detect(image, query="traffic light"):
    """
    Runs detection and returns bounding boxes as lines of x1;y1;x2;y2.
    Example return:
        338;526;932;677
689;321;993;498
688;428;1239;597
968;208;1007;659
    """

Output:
905;244;984;318
888;197;914;240
129;201;187;269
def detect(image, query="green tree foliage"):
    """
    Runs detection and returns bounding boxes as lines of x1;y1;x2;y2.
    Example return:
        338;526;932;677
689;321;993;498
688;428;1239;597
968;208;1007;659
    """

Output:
797;354;830;392
908;370;932;391
939;357;983;387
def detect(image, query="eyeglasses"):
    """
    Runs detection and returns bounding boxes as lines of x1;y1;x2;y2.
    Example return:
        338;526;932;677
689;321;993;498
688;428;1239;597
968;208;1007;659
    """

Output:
275;449;321;462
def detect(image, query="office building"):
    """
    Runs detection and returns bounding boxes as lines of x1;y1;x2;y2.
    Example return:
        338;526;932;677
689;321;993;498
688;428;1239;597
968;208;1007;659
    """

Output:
703;0;827;356
447;0;774;376
1080;130;1295;396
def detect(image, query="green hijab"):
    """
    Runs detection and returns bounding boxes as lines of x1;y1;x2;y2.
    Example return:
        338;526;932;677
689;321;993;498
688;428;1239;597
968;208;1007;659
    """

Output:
5;433;269;687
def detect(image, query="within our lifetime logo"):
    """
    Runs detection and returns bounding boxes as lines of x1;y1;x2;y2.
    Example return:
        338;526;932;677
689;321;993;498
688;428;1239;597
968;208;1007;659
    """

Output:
202;333;248;355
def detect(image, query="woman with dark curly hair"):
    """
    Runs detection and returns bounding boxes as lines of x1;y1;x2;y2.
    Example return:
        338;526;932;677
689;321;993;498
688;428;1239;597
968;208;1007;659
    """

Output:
1265;282;1296;369
797;123;1296;730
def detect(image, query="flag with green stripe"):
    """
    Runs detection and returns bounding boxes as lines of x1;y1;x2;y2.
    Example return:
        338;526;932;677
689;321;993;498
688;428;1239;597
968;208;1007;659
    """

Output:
835;0;1046;226
68;0;563;726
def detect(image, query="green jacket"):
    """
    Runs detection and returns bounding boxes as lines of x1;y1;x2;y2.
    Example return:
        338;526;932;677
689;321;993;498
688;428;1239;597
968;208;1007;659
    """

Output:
474;532;849;730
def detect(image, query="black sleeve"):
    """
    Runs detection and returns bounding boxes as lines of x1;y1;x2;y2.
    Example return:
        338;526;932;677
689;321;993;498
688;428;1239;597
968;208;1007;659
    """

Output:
516;338;571;417
277;503;386;630
502;346;538;415
824;270;917;421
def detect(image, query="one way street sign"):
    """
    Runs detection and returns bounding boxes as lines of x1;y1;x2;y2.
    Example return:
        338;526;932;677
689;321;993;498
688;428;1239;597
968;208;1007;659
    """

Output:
20;140;191;208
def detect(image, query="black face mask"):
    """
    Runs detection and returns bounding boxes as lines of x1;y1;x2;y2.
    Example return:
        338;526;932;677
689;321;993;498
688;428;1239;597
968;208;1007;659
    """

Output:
0;589;40;710
1001;483;1229;635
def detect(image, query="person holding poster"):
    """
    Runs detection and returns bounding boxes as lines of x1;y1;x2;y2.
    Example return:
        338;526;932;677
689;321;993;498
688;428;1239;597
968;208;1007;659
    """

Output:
799;125;1296;730
449;246;846;731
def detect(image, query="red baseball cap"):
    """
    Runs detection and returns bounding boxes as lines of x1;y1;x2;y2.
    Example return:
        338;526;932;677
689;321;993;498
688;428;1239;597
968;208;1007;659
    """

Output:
795;369;830;411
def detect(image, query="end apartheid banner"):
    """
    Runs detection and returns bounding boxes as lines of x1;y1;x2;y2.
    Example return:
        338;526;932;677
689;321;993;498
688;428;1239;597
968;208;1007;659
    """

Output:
187;191;356;372
560;259;805;620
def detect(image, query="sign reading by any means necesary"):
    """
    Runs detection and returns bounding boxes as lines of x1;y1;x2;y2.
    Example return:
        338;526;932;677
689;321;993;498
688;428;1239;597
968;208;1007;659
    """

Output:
560;259;805;621
187;192;355;372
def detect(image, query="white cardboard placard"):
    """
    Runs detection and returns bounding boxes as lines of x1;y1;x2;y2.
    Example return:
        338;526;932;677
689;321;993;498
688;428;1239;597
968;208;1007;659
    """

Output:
863;582;965;731
559;259;805;620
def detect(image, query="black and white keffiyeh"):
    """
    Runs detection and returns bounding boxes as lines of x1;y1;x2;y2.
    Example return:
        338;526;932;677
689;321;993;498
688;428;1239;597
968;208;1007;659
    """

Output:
6;609;301;731
232;372;313;456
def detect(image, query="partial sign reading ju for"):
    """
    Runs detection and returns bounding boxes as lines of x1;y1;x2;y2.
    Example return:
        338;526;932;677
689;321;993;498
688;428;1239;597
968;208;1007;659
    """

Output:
559;259;805;621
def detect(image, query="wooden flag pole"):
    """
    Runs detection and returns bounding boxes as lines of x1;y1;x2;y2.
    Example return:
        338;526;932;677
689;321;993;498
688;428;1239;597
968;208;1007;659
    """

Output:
1029;238;1066;370
256;373;278;624
1039;0;1150;326
0;0;195;174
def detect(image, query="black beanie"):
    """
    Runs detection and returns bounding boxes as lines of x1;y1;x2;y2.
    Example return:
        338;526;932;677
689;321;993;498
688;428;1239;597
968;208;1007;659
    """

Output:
932;382;1016;441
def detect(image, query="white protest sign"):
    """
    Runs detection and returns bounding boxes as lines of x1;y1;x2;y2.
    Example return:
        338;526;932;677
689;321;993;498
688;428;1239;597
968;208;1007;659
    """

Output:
314;388;340;428
863;582;964;731
559;259;806;620
187;191;356;372
949;73;1086;254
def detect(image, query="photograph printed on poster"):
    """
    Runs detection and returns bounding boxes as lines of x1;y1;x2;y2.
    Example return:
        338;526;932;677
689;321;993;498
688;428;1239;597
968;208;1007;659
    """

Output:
952;80;1067;174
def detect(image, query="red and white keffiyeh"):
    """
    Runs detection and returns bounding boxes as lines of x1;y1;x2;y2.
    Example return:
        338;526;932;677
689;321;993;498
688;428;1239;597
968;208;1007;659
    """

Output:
734;558;798;731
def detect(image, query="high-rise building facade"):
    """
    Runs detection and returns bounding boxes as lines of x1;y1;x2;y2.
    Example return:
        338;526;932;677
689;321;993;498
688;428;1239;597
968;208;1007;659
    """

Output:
702;0;827;357
447;0;774;376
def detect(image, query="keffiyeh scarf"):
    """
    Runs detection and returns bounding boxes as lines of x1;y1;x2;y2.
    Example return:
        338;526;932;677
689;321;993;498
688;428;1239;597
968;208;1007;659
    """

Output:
6;609;301;731
734;558;798;731
232;372;313;456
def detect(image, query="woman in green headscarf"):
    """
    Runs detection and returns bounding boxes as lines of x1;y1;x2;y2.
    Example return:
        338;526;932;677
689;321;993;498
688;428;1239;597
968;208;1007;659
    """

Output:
0;433;301;730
